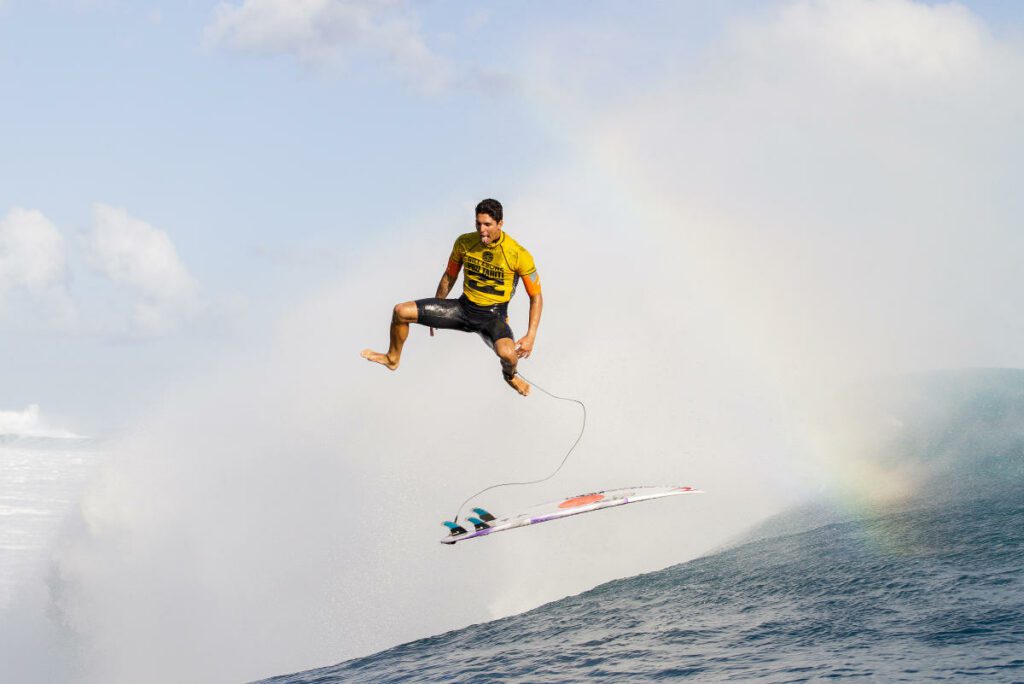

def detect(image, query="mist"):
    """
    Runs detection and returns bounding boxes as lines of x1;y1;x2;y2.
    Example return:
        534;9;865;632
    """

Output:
6;1;1024;682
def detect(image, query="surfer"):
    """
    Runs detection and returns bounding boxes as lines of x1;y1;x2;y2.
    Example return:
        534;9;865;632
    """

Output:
361;199;543;396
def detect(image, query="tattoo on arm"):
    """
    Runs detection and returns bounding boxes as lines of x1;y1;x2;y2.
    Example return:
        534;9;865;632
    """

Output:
436;272;454;298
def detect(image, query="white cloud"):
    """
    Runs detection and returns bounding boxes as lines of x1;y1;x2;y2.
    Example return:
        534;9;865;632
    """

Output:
732;0;992;87
205;0;454;93
0;404;82;438
87;203;199;335
0;208;75;327
0;209;65;292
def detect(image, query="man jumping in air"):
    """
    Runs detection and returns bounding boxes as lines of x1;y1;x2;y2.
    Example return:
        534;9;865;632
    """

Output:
360;198;543;396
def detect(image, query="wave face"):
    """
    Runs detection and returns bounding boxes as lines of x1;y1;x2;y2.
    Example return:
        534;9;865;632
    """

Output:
258;488;1023;683
259;371;1024;683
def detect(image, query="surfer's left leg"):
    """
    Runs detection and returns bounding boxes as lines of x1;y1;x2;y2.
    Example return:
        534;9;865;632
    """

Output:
361;301;418;370
494;338;530;396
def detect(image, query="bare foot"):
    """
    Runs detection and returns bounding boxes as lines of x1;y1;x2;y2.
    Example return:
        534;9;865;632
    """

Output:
361;349;399;370
505;374;531;396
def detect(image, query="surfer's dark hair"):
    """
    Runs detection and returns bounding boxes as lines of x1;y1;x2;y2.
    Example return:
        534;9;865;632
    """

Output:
475;198;503;223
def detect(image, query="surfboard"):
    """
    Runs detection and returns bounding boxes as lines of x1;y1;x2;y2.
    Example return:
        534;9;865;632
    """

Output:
440;485;702;544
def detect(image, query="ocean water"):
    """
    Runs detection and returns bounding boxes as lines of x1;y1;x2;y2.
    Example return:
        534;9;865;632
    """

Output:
258;486;1023;683
260;370;1024;683
0;437;99;608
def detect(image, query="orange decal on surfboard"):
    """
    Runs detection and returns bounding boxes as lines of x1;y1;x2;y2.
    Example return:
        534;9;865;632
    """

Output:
559;493;605;509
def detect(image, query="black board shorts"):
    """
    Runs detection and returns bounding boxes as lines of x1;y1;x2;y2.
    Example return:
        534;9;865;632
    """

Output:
415;295;514;347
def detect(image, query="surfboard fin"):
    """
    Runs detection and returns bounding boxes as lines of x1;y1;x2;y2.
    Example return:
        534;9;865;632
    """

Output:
443;521;468;537
472;507;496;523
467;516;491;531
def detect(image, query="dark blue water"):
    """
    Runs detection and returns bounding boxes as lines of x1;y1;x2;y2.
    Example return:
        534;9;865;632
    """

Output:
259;370;1024;683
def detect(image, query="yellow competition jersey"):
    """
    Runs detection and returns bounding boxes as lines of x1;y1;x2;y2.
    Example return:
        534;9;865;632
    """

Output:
446;231;541;306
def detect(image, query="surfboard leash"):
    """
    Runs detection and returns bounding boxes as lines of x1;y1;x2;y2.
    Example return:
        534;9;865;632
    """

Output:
451;371;587;524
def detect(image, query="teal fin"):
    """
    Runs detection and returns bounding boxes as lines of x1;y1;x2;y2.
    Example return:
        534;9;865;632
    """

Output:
472;507;496;522
467;516;491;531
443;521;468;537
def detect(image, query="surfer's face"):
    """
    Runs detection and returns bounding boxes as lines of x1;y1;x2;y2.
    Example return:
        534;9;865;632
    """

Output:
476;213;502;245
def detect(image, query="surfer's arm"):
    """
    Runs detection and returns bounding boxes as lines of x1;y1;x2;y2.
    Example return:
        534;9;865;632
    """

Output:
438;257;462;297
515;268;541;358
435;264;459;299
429;265;460;336
516;291;542;358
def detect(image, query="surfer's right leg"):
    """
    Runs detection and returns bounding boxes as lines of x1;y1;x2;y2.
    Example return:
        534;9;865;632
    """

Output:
362;298;468;369
361;301;418;370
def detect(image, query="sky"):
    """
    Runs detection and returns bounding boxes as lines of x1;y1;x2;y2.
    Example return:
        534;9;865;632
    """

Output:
2;1;1022;431
2;1;1024;683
